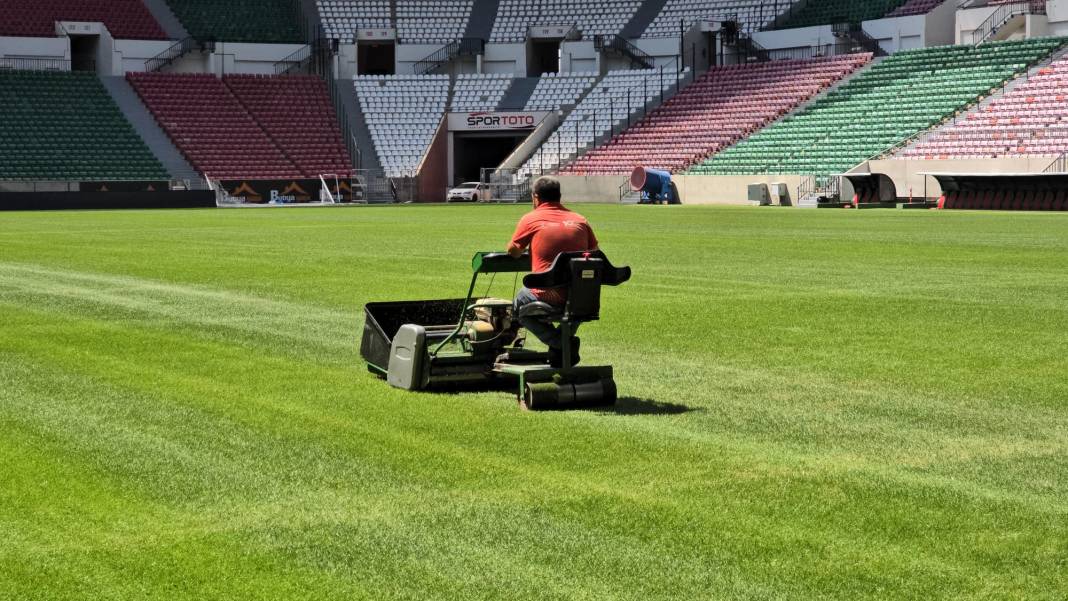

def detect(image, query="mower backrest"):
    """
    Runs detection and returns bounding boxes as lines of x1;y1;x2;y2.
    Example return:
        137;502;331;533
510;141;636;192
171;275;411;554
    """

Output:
565;257;605;321
522;251;631;323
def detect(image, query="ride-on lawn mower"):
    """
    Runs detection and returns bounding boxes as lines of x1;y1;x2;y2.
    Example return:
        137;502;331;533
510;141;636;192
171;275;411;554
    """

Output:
360;251;631;410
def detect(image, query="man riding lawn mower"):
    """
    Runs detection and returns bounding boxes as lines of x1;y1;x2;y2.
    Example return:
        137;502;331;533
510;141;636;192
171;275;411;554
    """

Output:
359;249;630;410
361;176;630;409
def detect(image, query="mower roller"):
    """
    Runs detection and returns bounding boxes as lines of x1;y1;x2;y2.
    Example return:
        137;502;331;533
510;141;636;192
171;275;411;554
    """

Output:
360;250;631;410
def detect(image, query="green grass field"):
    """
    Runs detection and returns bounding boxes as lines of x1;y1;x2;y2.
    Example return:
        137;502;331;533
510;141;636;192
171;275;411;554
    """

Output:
1;205;1066;600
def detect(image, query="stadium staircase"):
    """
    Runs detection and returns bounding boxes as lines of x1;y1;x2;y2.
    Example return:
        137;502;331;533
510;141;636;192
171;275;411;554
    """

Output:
334;79;383;171
689;38;1066;180
464;0;501;41
620;0;672;39
139;0;190;40
99;76;203;188
0;71;168;182
498;78;540;111
162;0;303;43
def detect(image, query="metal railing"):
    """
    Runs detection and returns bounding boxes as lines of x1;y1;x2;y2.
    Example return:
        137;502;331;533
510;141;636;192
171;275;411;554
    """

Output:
723;41;873;65
414;38;485;75
594;34;654;69
0;57;71;71
274;37;335;75
1044;152;1068;173
832;22;887;57
971;0;1045;46
146;37;214;72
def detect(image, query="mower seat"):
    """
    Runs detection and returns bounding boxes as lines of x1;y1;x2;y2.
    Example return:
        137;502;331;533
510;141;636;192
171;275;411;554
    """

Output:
516;301;563;320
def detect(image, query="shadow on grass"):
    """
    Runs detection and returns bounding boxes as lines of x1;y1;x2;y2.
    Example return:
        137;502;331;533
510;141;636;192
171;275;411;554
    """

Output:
597;397;699;416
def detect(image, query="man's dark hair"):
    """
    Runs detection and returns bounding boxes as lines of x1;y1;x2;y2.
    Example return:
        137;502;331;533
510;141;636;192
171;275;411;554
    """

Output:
532;176;562;203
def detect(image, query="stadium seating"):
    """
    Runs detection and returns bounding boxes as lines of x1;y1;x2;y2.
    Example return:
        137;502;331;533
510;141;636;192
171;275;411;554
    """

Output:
0;71;167;181
490;0;641;42
163;0;302;43
354;74;450;176
397;0;473;44
562;54;870;175
224;75;352;177
885;0;944;18
642;0;785;37
318;0;390;42
900;56;1068;159
129;73;344;180
941;187;1068;211
0;0;167;39
523;72;600;111
451;73;513;112
691;38;1066;178
776;0;910;29
520;68;688;177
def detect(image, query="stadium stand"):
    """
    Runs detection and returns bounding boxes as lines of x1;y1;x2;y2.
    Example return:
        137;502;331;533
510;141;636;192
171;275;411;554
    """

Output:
129;73;352;180
642;0;783;37
691;38;1066;178
163;0;302;43
523;72;600;111
0;71;167;181
520;68;689;176
489;0;641;42
776;0;910;29
0;0;167;39
225;75;352;177
451;73;513;112
899;56;1068;159
354;74;450;176
318;0;391;42
397;0;473;44
562;54;870;175
885;0;945;18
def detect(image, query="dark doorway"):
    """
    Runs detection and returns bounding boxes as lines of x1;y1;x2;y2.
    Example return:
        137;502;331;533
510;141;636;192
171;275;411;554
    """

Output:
70;35;98;72
358;42;395;75
529;40;560;75
453;132;527;184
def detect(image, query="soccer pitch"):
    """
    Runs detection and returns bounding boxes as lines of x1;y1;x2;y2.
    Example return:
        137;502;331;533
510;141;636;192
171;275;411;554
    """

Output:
1;205;1066;599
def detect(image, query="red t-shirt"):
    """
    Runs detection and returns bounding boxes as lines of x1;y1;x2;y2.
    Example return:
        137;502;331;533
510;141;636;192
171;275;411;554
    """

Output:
508;202;598;305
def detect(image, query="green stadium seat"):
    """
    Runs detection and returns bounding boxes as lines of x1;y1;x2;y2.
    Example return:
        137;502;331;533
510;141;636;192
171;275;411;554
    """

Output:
0;71;168;182
164;0;302;43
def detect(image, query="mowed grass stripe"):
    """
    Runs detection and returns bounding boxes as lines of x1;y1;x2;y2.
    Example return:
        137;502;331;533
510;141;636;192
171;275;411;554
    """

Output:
1;206;1066;599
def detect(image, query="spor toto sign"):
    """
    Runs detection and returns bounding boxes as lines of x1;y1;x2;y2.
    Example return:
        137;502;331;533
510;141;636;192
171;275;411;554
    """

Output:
450;111;549;131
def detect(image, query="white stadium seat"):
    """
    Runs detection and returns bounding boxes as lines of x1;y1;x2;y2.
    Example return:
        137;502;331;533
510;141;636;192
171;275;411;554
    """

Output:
450;73;513;112
354;74;450;177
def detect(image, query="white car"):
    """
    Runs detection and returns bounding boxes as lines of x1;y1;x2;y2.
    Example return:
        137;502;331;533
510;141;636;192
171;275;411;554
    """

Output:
447;182;490;202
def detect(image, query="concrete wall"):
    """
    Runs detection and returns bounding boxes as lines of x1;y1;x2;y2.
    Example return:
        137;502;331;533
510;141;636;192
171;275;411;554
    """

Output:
114;39;179;74
856;157;1058;199
557;174;804;204
0;36;69;61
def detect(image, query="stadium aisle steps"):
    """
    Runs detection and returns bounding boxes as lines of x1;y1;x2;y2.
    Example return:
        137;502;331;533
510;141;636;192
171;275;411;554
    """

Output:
99;76;203;187
561;53;870;175
690;38;1067;178
0;71;168;182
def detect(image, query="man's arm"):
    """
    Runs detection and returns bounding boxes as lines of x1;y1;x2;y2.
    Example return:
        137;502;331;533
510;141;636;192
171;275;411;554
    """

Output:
507;242;526;258
508;214;535;257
